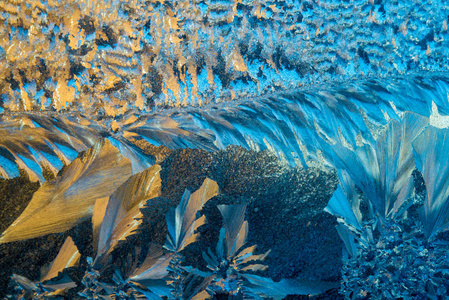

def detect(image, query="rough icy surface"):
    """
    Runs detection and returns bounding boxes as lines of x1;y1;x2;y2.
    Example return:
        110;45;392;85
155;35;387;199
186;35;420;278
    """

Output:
2;73;449;182
2;1;449;298
1;0;449;116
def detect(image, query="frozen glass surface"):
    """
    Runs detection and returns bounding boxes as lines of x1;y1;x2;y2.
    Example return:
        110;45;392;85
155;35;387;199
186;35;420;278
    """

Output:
1;1;449;299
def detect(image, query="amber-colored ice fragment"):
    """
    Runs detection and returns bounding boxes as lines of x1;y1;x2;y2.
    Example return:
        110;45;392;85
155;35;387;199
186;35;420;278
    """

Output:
41;236;81;282
0;139;133;244
94;165;161;267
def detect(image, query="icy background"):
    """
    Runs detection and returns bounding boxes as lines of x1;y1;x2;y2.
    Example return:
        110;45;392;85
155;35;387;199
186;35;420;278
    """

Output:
2;1;449;298
1;0;449;115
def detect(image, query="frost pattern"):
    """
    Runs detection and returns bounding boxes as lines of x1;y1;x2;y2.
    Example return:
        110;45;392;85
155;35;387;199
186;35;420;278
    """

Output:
0;0;448;114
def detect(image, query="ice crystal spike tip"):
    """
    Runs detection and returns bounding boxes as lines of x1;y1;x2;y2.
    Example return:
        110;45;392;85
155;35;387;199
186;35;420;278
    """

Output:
41;236;80;283
325;184;361;231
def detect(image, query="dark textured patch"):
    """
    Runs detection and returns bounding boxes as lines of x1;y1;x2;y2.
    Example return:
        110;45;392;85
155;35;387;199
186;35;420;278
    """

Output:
257;66;267;79
274;46;310;74
18;69;28;84
144;19;151;29
69;218;94;258
407;168;426;224
0;176;39;234
172;59;181;78
247;42;263;63
5;72;20;91
147;66;163;95
41;165;56;182
246;167;341;282
233;73;256;85
418;30;434;50
0;234;68;298
146;96;155;109
412;168;426;195
209;145;284;195
0;175;38;297
302;1;314;11
36;58;50;87
236;2;246;12
239;42;248;56
90;73;101;85
68;43;92;56
160;148;212;199
70;60;86;78
121;3;136;16
358;46;370;64
104;79;125;93
249;16;260;29
37;58;49;77
295;61;313;76
0;219;93;299
44;88;53;99
392;24;399;35
195;54;206;75
272;46;284;70
212;51;232;88
327;65;336;75
78;15;96;35
95;25;117;47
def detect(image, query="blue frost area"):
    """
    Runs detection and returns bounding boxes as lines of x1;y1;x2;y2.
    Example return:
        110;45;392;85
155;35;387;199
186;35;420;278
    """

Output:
0;155;19;178
17;154;43;181
52;143;78;162
53;125;67;136
197;68;210;95
34;90;45;103
197;3;208;15
185;73;196;104
28;146;63;171
213;75;222;98
139;135;162;147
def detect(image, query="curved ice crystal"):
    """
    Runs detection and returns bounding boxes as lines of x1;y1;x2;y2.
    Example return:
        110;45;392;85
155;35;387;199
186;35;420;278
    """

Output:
2;74;449;182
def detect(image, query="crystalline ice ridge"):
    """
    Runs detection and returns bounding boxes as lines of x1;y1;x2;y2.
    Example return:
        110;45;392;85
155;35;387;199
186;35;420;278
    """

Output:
2;74;449;182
